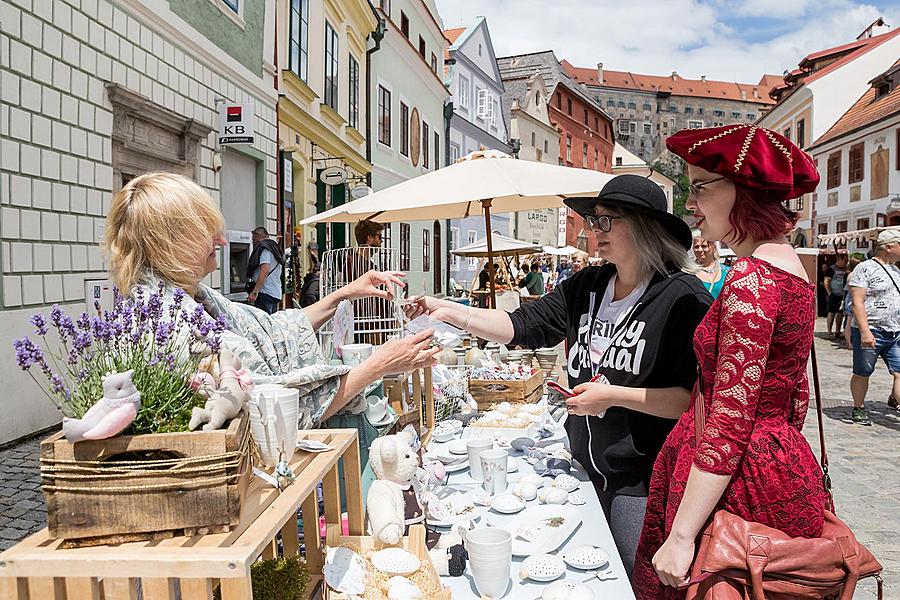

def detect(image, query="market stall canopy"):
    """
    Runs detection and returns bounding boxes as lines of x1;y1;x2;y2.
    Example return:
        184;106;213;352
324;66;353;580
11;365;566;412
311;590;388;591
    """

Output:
451;233;542;258
543;245;578;255
818;225;900;246
299;150;614;224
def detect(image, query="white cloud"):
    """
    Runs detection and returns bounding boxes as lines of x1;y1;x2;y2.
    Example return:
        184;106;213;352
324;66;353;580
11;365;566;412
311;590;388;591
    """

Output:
434;0;900;83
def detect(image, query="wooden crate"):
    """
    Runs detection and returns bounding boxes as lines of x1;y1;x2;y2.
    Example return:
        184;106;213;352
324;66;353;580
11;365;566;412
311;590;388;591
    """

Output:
40;410;252;546
323;524;451;600
0;429;364;600
468;370;544;409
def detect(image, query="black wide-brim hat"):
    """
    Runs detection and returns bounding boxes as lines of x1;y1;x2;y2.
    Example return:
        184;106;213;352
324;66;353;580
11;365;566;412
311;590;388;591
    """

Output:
564;174;693;250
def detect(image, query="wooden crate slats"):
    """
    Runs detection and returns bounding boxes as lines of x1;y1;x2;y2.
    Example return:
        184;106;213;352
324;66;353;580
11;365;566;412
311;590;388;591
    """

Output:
141;577;176;600
0;578;26;600
218;576;252;600
341;441;364;536
321;465;342;529
26;578;63;600
102;577;139;600
178;578;213;600
65;577;100;600
280;516;300;556
423;367;435;431
300;493;323;576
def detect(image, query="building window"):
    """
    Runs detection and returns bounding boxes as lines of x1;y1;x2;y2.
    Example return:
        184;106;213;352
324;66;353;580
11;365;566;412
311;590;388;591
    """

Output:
289;0;309;82
688;120;703;129
382;224;392;249
458;76;469;110
434;130;440;168
607;98;615;107
450;142;460;163
627;100;636;110
713;109;725;117
380;0;390;17
476;89;494;123
422;229;430;271
897;129;900;170
617;99;626;108
731;111;741;119
399;102;409;156
556;94;561;110
818;223;828;236
836;220;848;234
449;227;460;269
643;102;652;111
400;223;410;270
467;230;478;268
783;127;791;141
418;36;426;59
324;22;338;110
668;103;677;113
826;151;841;189
378;86;391;146
348;55;359;129
849;142;864;183
797;119;805;148
400;12;409;37
583;142;588;166
491;98;498;129
543;139;548;154
566;135;572;162
618;120;630;135
746;113;755;120
222;0;238;12
643;122;652;134
530;132;536;147
594;116;599;131
584;108;588;125
684;106;693;114
431;52;437;74
423;122;430;169
594;147;599;169
567;98;572;115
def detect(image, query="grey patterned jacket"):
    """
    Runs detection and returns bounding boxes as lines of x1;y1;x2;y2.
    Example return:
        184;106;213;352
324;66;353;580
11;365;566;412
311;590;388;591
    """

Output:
142;278;366;429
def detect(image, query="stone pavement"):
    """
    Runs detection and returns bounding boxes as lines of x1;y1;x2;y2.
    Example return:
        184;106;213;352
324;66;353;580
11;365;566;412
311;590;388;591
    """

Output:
0;321;896;598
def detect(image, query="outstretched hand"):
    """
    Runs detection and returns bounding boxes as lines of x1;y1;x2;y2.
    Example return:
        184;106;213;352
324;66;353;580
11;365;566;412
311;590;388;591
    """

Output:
342;270;406;301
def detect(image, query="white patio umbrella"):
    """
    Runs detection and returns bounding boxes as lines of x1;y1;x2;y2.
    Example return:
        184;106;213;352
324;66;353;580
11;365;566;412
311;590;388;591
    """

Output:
451;233;542;258
542;245;578;256
301;150;614;306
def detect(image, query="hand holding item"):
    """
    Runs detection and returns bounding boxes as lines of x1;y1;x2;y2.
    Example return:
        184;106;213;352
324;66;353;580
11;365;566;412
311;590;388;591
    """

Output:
566;380;616;417
860;329;876;349
366;329;440;375
652;534;694;589
342;270;406;301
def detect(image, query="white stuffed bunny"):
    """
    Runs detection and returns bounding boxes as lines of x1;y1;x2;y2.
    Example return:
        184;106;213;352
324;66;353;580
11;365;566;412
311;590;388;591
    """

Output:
366;431;423;546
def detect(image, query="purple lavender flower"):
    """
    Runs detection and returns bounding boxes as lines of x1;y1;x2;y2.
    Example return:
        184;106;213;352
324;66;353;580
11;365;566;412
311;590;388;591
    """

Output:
154;322;173;346
76;312;90;331
49;374;66;394
93;300;102;315
67;348;79;365
14;338;44;370
30;314;47;336
73;331;92;352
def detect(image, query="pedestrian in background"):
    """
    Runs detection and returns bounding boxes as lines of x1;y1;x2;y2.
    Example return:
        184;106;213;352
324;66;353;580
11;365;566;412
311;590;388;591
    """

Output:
571;250;588;274
690;231;730;299
841;256;861;347
247;227;283;315
825;253;849;338
847;229;900;423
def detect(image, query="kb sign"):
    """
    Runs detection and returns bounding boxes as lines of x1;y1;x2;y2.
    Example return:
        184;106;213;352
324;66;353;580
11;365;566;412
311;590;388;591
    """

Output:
218;102;254;145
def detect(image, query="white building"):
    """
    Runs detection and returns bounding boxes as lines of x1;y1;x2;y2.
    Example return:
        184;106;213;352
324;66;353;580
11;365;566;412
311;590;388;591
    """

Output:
0;0;278;443
808;60;900;254
612;144;676;213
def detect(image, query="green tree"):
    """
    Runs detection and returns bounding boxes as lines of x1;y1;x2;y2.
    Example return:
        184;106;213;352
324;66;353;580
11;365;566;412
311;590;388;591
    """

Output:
651;157;689;217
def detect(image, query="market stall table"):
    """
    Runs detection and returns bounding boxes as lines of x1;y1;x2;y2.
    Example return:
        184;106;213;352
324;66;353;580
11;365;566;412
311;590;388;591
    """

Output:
427;429;636;599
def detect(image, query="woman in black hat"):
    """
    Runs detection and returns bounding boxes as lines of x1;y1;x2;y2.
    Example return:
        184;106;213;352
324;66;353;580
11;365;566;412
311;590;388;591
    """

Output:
405;174;711;575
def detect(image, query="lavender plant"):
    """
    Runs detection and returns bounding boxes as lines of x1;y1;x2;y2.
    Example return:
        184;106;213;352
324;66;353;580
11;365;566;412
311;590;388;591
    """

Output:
13;282;226;435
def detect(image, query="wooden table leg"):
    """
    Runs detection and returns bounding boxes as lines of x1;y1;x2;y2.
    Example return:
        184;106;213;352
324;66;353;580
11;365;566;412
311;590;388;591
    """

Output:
219;577;252;600
343;439;364;536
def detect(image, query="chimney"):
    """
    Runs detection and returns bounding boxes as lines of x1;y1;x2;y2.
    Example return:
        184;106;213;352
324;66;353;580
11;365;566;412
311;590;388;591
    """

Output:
700;75;706;82
597;62;604;84
671;71;678;80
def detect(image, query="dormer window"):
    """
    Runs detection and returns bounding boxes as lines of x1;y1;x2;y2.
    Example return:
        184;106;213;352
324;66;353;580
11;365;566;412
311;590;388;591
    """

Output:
875;83;890;100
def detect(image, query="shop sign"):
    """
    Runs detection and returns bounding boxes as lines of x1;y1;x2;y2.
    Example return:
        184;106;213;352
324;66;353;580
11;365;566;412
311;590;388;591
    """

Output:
320;166;348;185
283;155;293;193
350;185;373;199
218;102;254;145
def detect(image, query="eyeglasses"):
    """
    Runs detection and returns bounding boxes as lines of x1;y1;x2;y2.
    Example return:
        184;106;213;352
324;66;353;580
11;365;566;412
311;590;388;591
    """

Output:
585;214;622;233
688;177;726;196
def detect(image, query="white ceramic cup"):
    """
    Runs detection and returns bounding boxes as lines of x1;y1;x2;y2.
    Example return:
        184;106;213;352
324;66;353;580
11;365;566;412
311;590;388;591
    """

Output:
366;395;388;423
339;343;374;367
466;439;493;481
466;527;512;598
250;385;299;467
479;449;509;495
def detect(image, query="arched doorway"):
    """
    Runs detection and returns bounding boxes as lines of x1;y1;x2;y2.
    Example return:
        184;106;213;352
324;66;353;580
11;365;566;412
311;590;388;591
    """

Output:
433;220;442;294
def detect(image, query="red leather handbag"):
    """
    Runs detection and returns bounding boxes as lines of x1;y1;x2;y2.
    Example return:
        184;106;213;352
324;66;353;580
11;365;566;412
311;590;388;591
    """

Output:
685;344;883;600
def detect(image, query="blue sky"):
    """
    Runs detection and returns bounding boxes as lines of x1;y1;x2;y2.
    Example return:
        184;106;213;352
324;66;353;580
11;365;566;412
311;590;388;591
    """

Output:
434;0;900;83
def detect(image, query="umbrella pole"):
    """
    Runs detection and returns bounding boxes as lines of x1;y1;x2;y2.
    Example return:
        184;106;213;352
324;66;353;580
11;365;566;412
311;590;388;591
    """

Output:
483;198;497;309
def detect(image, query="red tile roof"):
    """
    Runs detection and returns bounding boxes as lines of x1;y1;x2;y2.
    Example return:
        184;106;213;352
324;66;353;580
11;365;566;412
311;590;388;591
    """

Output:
443;27;467;61
559;60;776;105
800;38;870;67
802;27;900;86
813;60;900;147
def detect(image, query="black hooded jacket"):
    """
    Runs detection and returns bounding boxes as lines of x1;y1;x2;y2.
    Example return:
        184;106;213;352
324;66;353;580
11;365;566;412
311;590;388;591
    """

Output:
509;264;712;496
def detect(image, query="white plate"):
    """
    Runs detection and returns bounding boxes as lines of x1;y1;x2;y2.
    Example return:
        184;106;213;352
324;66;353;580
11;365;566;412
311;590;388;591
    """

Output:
427;494;481;527
447;440;469;455
371;548;421;576
490;494;526;514
430;429;458;443
296;439;333;453
562;545;610;571
520;553;566;582
443;458;469;473
504;505;583;556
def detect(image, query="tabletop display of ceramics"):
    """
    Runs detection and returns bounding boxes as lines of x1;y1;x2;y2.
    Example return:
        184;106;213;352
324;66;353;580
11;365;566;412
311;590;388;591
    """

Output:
427;495;480;527
553;474;581;492
371;548;421;576
512;481;538;502
541;580;595;600
567;492;588;505
443;458;469;473
430;428;458;443
505;505;583;556
447;440;469;455
296;439;333;453
561;545;611;571
519;553;566;582
517;474;546;488
384;576;424;600
490;493;526;514
539;487;569;505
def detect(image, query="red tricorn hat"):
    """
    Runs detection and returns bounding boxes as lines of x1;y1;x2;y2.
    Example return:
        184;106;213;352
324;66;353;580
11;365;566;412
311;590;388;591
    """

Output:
666;124;819;200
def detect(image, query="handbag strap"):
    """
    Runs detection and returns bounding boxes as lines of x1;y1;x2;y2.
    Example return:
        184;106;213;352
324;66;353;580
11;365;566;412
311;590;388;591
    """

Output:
872;258;900;297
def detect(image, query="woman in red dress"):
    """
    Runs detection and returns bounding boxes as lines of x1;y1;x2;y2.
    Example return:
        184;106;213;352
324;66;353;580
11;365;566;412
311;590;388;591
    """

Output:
633;125;828;598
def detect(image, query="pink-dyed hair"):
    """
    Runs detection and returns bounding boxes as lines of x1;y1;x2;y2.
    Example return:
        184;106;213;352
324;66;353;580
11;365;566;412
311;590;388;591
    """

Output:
727;184;798;245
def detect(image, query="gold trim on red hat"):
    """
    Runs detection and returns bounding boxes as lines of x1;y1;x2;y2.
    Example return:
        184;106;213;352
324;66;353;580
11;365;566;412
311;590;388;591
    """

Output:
687;124;746;155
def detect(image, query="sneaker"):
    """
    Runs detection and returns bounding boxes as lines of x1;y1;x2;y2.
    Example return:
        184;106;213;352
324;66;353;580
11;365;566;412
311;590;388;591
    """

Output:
889;395;899;411
851;407;872;425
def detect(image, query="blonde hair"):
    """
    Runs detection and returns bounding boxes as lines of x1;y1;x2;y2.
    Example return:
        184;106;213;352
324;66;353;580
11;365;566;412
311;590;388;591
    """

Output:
103;172;225;294
572;250;589;263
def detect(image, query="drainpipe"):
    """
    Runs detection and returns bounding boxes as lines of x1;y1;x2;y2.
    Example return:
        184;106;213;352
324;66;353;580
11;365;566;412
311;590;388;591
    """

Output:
365;8;386;188
443;98;454;294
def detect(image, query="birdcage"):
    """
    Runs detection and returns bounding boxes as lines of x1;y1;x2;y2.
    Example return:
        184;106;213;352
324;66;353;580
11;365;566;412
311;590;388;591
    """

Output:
319;246;404;358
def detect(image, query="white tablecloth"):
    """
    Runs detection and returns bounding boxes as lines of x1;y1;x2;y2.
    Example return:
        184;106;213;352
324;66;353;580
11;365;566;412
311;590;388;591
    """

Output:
427;433;636;599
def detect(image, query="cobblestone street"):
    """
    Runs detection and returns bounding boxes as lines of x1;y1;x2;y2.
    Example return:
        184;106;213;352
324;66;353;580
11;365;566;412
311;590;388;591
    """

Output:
0;320;897;596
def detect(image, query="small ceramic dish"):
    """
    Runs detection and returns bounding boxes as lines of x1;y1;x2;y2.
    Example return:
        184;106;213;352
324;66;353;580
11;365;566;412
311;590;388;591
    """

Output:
371;548;421;576
539;487;568;505
562;545;611;571
447;440;468;455
430;429;458;443
441;419;463;430
519;553;566;582
567;492;588;505
443;458;469;473
490;493;526;514
553;474;580;492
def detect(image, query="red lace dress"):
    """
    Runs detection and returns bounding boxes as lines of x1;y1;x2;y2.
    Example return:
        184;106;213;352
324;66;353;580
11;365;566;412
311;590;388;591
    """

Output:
633;258;827;600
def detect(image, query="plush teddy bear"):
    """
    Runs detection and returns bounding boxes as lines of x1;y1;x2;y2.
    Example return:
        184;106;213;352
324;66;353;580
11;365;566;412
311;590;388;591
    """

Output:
188;348;252;431
366;430;425;546
62;370;142;442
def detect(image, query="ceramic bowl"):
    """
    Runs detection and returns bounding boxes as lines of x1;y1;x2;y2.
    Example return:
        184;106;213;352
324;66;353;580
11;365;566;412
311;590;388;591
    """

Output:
447;440;469;455
539;487;568;505
541;581;594;600
553;474;580;492
513;482;538;501
371;548;421;576
430;429;457;443
519;553;566;582
567;492;588;505
562;545;610;571
490;493;526;514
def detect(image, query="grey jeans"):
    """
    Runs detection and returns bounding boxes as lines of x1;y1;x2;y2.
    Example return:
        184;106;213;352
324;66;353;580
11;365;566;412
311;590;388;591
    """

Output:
597;489;649;579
